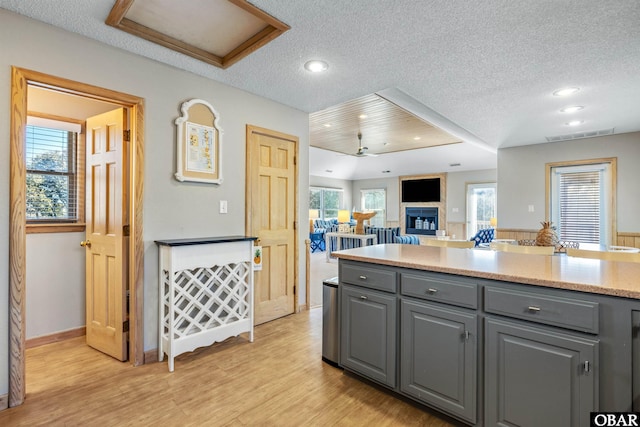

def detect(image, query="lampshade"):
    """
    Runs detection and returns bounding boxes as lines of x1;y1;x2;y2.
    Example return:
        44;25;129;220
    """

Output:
490;217;498;227
309;209;319;233
337;210;350;223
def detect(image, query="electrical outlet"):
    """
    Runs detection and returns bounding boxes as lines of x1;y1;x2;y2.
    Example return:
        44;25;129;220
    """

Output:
220;200;228;214
528;204;535;213
452;207;459;213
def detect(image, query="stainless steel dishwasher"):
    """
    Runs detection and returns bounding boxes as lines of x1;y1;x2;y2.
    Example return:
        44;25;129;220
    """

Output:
322;276;340;366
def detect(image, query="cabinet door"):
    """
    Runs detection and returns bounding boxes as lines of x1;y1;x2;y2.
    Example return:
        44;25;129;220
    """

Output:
633;310;640;411
400;299;477;423
341;284;396;388
485;318;598;427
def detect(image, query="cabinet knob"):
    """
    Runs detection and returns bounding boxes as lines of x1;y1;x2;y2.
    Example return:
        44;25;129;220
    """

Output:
527;306;541;313
427;288;438;294
359;275;367;280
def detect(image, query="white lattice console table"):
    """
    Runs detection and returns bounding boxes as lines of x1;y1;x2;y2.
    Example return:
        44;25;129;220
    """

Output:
155;236;257;371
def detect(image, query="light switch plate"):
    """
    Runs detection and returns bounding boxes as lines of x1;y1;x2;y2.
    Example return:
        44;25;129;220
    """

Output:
220;200;228;214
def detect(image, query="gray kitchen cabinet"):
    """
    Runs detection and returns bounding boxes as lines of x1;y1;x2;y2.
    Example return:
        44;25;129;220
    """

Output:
485;318;598;427
400;299;477;423
337;257;638;425
340;283;397;388
633;310;640;411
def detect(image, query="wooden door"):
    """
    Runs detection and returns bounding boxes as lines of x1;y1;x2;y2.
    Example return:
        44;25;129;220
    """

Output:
84;108;128;361
246;125;298;325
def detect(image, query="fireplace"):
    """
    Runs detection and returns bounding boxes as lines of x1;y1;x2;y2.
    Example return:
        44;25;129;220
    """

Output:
405;207;438;235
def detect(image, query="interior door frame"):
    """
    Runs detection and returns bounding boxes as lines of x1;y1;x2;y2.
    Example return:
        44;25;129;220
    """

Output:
8;67;145;407
245;124;299;315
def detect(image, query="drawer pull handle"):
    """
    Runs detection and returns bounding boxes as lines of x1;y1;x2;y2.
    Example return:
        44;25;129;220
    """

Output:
528;306;541;313
360;295;368;300
427;288;438;294
359;275;367;280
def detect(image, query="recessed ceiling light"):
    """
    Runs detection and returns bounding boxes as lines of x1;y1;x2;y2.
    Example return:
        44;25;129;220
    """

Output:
566;120;584;126
359;114;368;119
560;106;584;113
553;87;580;97
413;136;421;140
304;60;328;73
323;123;331;127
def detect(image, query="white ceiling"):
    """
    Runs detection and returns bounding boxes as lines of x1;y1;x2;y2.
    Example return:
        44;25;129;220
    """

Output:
4;0;640;180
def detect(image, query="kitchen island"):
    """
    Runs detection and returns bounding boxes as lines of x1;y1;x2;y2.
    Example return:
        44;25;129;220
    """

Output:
333;244;640;427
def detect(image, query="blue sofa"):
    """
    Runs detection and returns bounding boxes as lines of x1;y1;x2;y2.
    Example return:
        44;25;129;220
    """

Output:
394;235;420;245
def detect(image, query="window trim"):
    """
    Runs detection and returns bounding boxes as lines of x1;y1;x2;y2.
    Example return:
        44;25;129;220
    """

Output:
25;113;86;234
360;188;386;227
465;181;497;239
545;157;617;245
309;186;344;220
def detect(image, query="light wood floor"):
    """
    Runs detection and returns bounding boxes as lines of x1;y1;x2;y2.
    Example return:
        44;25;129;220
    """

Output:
0;308;459;426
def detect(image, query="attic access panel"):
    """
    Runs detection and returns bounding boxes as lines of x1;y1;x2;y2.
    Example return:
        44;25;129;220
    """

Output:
106;0;289;69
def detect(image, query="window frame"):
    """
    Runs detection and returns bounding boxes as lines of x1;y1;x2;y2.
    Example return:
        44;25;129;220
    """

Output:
360;188;386;227
309;186;344;220
545;158;617;246
465;182;497;239
26;114;86;234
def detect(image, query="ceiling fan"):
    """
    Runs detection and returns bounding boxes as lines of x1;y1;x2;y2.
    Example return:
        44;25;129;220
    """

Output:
352;131;378;157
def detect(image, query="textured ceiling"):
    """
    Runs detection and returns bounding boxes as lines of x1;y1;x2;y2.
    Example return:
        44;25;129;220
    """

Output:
3;0;640;180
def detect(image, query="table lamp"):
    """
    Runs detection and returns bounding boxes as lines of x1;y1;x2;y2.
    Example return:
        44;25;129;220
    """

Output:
337;209;351;232
309;209;319;233
490;217;498;228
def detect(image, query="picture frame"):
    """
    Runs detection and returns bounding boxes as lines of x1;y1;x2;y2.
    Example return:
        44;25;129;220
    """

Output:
175;98;223;184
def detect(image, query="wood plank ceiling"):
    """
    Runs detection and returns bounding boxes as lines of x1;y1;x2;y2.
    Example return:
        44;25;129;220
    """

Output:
106;0;290;69
310;94;461;156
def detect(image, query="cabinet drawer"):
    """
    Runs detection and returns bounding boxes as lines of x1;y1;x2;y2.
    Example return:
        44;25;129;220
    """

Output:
401;273;477;309
341;263;397;293
484;286;599;334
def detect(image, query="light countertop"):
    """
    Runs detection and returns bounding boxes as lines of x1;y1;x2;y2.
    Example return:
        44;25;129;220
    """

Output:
333;244;640;300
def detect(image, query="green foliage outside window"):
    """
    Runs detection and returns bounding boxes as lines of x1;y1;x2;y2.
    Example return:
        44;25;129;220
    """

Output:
26;125;77;222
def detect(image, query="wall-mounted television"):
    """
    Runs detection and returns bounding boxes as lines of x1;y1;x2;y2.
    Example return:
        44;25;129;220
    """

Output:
401;178;441;203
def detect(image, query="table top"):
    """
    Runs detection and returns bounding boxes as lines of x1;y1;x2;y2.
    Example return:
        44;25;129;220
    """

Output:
333;243;640;300
325;232;376;238
155;235;257;246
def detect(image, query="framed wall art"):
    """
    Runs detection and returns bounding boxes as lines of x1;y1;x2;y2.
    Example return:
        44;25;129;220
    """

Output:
175;98;223;184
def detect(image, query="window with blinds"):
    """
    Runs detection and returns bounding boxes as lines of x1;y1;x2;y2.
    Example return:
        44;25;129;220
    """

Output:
26;125;79;222
549;162;612;244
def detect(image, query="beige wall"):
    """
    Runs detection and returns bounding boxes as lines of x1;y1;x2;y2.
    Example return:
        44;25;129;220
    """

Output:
498;132;640;231
0;9;310;396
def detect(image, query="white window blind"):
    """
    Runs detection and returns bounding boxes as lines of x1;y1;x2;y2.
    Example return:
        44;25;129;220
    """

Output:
558;171;601;242
550;162;610;244
26;125;79;222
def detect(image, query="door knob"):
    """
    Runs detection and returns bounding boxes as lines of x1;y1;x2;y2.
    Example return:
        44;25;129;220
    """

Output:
80;240;92;248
